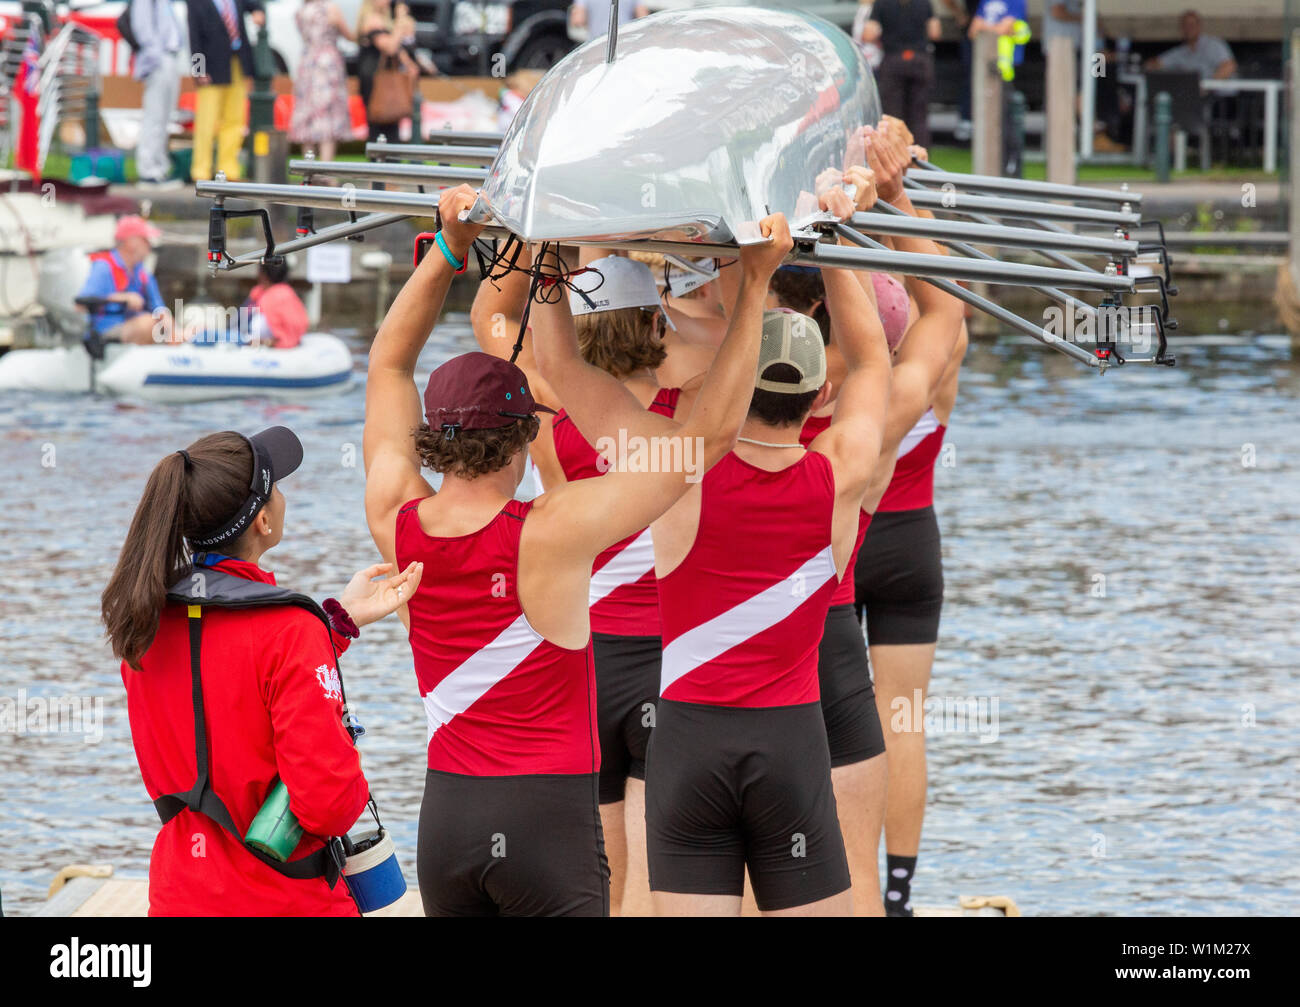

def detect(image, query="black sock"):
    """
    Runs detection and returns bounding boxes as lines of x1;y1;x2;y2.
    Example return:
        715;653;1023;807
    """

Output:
885;854;917;916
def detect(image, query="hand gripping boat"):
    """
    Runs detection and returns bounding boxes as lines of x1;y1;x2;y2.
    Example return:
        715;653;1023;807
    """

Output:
469;6;882;245
0;334;353;402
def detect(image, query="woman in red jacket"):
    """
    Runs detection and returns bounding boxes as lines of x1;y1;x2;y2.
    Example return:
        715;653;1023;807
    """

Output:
102;426;421;916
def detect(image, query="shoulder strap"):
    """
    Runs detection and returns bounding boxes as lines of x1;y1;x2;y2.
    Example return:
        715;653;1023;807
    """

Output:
503;498;532;523
152;603;342;887
650;386;682;417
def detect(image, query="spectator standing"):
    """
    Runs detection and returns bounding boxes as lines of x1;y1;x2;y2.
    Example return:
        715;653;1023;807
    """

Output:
939;0;979;141
1145;9;1236;80
851;2;883;70
570;0;648;41
969;0;1027;66
969;0;1028;173
132;0;183;187
864;0;941;148
187;0;266;182
357;0;418;143
288;0;354;163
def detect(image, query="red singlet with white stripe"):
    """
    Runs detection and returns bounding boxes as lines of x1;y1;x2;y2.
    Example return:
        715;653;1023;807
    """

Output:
395;498;598;775
657;450;839;707
800;414;871;607
877;408;946;512
550;387;681;636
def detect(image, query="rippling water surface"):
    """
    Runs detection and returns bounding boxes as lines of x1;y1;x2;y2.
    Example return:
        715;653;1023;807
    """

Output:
1;313;1297;916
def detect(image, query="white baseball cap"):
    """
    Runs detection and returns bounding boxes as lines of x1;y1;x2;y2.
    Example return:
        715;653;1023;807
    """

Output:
569;256;676;330
662;255;721;298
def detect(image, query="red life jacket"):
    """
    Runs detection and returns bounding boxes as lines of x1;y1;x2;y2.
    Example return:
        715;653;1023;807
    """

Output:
90;250;148;294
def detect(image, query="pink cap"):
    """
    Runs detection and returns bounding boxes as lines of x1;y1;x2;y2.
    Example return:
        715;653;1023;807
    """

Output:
115;215;161;244
871;272;910;349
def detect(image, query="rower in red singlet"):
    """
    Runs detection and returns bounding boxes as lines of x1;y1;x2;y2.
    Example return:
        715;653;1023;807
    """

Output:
773;257;896;917
551;179;894;917
850;118;969;916
363;184;790;916
546;256;682;916
475;252;702;914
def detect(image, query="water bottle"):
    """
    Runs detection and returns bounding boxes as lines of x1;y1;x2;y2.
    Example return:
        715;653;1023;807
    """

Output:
244;780;303;861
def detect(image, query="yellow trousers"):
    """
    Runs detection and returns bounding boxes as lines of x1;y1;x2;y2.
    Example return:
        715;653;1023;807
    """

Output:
192;63;247;181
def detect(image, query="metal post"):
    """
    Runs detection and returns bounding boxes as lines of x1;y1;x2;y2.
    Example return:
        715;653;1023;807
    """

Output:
606;0;620;63
972;31;1002;176
1045;33;1077;185
1154;91;1172;184
1079;0;1097;159
249;26;275;137
1287;29;1300;315
84;90;99;149
1008;90;1026;178
248;24;276;183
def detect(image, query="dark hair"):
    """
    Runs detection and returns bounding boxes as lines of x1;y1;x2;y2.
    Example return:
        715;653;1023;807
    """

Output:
748;363;819;428
770;270;831;344
414;416;539;478
575;306;667;379
259;259;290;285
102;432;256;670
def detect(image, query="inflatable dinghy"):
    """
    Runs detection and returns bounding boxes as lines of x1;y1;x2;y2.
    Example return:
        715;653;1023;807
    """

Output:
0;334;353;401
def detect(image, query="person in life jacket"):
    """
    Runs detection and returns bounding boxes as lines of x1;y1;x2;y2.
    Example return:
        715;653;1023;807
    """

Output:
102;425;423;916
78;216;174;345
362;184;785;916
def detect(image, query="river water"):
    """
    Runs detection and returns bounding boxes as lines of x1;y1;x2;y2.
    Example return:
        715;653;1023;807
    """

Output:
1;308;1297;916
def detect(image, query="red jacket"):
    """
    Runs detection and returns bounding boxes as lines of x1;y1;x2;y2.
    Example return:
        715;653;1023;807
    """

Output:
122;556;368;916
247;282;308;349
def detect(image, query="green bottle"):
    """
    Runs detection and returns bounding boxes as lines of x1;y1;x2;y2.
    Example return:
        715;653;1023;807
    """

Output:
244;780;303;861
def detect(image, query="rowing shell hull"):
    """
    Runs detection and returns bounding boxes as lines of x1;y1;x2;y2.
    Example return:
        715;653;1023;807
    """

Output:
474;6;880;244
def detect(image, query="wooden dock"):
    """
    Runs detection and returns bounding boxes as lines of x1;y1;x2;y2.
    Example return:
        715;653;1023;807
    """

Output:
35;864;1018;917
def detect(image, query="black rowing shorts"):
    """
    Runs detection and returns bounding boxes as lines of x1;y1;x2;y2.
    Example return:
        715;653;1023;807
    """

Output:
854;505;944;645
645;699;851;912
592;632;661;804
818;604;886;766
417;770;609;917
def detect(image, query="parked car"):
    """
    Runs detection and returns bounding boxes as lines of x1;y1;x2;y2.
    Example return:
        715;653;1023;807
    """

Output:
399;0;570;76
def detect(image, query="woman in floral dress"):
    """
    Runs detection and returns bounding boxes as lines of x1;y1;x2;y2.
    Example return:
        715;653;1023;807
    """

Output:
289;0;355;162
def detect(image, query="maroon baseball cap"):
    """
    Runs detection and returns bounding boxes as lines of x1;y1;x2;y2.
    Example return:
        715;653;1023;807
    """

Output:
423;352;555;433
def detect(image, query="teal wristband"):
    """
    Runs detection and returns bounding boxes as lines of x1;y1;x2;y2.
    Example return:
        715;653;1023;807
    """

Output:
435;231;466;273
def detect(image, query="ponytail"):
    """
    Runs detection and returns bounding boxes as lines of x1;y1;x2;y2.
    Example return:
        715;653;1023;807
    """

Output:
102;432;254;669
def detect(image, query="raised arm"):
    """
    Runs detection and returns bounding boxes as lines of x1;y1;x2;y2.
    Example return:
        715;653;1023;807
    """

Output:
470;247;566;490
808;179;893;515
363;185;483;557
866;128;964;458
529;249;684;459
527;215;793;557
